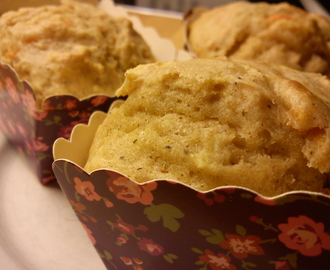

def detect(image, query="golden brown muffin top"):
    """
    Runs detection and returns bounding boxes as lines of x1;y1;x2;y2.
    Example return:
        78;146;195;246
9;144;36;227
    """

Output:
85;58;330;196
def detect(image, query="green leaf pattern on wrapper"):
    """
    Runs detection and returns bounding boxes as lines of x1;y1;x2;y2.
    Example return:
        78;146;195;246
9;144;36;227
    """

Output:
199;229;225;244
144;203;184;232
96;248;119;270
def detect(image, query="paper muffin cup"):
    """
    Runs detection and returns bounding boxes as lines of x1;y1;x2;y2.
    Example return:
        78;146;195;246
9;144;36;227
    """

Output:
0;0;190;184
0;63;119;184
53;109;330;270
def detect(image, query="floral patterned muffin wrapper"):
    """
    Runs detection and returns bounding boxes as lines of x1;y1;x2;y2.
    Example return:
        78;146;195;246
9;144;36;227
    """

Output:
53;161;330;270
53;111;330;270
0;62;121;183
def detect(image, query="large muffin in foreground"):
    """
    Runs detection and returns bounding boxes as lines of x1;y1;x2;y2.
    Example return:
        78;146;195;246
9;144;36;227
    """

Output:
186;1;330;77
0;0;155;107
84;58;330;197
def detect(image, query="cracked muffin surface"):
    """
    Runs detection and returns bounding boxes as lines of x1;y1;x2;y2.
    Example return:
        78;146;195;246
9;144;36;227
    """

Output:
85;58;330;196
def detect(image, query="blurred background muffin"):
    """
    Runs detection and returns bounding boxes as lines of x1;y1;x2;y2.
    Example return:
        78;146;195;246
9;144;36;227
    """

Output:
0;0;155;107
185;1;330;76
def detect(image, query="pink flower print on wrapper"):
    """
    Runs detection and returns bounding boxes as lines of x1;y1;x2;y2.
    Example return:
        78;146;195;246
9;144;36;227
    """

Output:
21;88;37;117
69;199;85;213
16;122;28;138
91;96;108;107
278;215;330;256
220;234;265;259
6;77;20;104
41;99;55;111
137;238;164;256
58;119;88;139
78;111;91;119
33;137;49;152
81;223;96;245
197;192;226;206
41;174;56;184
74;177;101;202
114;219;136;235
68;110;79;118
105;200;114;208
106;174;157;205
132;258;143;265
121;256;133;265
64;99;77;110
117;237;127;244
274;260;291;270
34;111;48;121
199;249;237;270
120;257;144;270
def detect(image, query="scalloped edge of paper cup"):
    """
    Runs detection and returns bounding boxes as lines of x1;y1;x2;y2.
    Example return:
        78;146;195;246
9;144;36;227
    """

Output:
53;106;330;201
53;102;121;167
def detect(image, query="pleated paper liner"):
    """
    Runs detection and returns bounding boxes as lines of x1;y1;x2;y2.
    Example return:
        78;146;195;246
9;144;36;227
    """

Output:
53;110;330;270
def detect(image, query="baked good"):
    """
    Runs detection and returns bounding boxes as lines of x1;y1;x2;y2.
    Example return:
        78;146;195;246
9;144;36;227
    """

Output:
0;0;155;107
84;58;330;197
186;1;330;77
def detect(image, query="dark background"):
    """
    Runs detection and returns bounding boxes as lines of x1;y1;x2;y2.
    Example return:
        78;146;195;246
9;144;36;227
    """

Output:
113;0;330;13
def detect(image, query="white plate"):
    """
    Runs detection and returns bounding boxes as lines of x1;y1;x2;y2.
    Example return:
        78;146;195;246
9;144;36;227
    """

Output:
0;132;106;270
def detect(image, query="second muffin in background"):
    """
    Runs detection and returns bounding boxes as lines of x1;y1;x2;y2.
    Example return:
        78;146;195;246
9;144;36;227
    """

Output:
186;1;330;77
0;0;155;107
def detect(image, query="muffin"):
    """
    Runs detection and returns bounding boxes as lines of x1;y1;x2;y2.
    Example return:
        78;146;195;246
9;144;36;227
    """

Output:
186;1;330;76
84;58;330;197
0;0;155;107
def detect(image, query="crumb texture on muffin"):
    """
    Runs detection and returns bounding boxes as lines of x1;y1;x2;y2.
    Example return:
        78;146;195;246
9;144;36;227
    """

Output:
187;1;330;77
84;58;330;196
0;0;155;106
